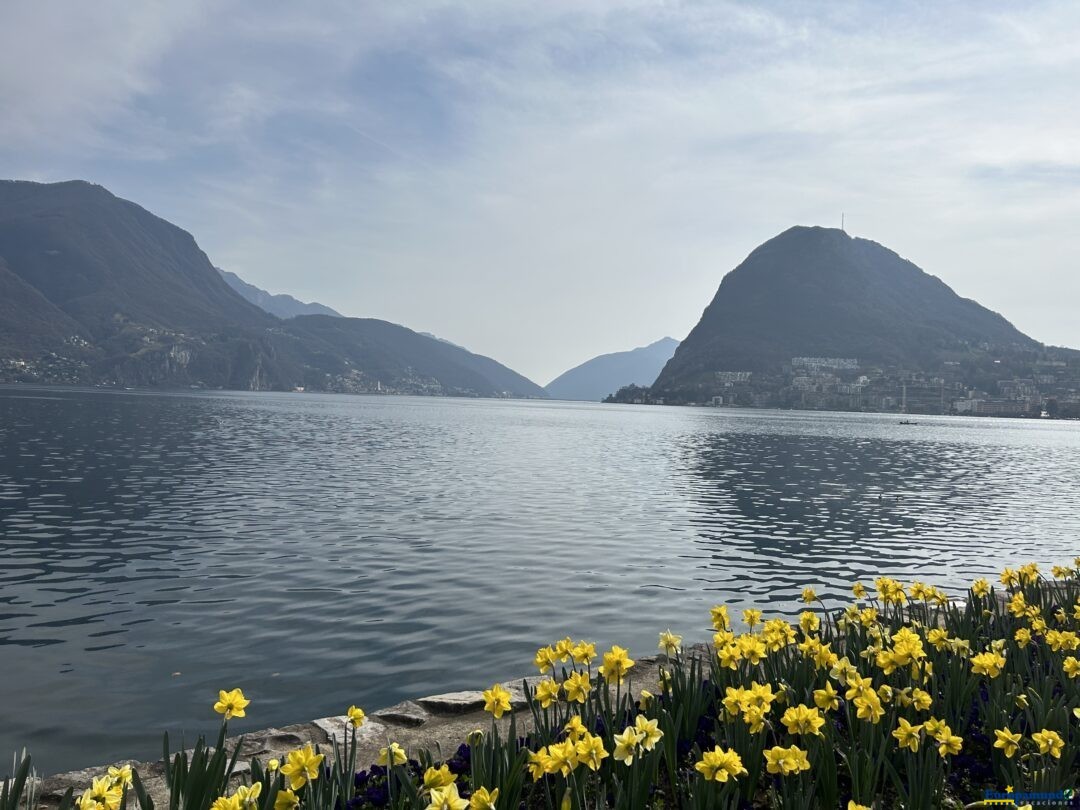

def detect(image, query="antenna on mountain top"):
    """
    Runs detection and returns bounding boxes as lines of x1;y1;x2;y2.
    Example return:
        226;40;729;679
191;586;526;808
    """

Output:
841;212;845;233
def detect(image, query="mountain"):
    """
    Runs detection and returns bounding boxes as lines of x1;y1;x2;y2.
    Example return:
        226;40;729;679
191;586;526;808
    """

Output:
217;267;342;319
282;315;546;397
546;337;679;401
648;226;1078;409
0;180;272;338
0;180;545;398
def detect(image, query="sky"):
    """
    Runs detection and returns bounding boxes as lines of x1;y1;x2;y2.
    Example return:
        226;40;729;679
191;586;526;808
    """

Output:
1;1;1079;384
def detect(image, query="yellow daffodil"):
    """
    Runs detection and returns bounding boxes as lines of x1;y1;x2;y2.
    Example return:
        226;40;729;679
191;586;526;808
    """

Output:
742;704;767;734
274;791;298;810
527;748;551;781
892;718;923;752
637;689;654;710
563;671;591;703
854;693;884;724
717;642;740;670
213;688;250;720
347;705;366;728
801;586;818;604
77;777;123;810
280;744;325;790
1031;729;1064;759
553;637;574;662
564;715;587;740
937;732;963;757
830;657;858;685
599;645;635;684
469;787;499;810
423;765;456;791
1046;630;1079;652
763;745;811;776
428;783;469;810
570;639;596;665
923;717;947;739
534;646;557;674
106;766;132;789
993;727;1022;758
971;578;991;597
1008;591;1028;617
210;796;240;810
781;704;825;737
378;742;407;768
764;618;797;651
736;634;767;665
483;684;512;718
235;784;261;810
926;628;949;650
634;715;664;750
268;759;279;772
658;629;682;656
575;732;608;770
1019;562;1039;584
848;803;871;810
570;640;596;666
695;746;747;783
971;650;1006;678
813;681;839;711
533;679;561;709
612;727;644;765
742;608;762;629
852;582;868;599
799;611;820;634
710;604;730;631
722;686;747;716
911;688;933;712
1064;656;1080;679
544;740;578;777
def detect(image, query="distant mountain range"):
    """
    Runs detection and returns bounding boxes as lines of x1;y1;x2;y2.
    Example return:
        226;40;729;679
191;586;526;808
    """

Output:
634;226;1080;412
217;267;341;319
0;180;545;398
546;337;679;401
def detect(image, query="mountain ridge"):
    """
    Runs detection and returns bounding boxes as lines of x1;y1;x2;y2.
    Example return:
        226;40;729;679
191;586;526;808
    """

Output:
546;337;679;401
217;267;342;319
0;179;545;398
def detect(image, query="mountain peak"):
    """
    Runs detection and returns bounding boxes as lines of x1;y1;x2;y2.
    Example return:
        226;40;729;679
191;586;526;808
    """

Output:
651;226;1040;400
546;336;680;401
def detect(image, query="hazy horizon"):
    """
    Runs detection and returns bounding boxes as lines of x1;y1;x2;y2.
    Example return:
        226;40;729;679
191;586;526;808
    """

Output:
2;2;1079;383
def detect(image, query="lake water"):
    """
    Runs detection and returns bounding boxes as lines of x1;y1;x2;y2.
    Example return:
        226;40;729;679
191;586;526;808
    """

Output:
2;385;1079;772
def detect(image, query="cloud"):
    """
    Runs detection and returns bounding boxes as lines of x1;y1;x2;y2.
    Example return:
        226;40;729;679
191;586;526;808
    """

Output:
2;1;1080;382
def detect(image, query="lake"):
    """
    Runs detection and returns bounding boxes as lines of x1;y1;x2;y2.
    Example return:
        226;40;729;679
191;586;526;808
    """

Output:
2;385;1078;772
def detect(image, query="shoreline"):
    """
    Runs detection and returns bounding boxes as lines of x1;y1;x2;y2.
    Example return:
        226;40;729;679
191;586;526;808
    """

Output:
28;657;670;807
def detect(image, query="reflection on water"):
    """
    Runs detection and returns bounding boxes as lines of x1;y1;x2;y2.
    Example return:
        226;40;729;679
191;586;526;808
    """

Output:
1;385;1078;771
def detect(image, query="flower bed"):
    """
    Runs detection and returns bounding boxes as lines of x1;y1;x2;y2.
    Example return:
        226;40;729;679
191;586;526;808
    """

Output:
5;560;1079;810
